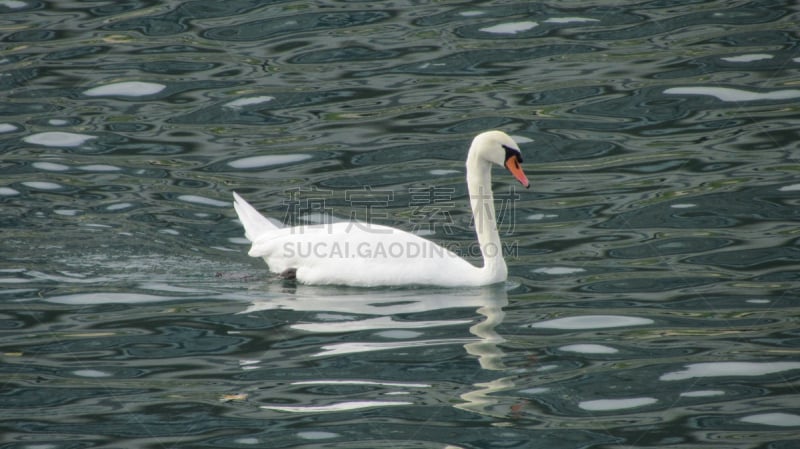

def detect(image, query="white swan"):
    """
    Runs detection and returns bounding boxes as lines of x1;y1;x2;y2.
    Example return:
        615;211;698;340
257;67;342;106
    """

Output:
233;130;530;287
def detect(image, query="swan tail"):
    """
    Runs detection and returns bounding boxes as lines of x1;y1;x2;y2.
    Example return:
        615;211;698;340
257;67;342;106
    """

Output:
232;192;282;241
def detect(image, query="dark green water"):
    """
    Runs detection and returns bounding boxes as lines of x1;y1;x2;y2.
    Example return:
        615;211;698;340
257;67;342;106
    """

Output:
2;1;800;448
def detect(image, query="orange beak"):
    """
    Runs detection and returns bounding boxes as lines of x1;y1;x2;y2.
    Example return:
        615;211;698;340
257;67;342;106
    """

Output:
505;155;530;189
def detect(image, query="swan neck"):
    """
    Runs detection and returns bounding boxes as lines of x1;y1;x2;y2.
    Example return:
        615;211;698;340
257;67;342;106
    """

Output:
466;155;507;281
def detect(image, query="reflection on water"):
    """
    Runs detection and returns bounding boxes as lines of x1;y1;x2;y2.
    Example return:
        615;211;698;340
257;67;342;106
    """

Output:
2;0;800;447
240;285;508;415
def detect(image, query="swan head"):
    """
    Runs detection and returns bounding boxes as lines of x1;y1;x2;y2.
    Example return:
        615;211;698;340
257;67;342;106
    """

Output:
469;130;531;189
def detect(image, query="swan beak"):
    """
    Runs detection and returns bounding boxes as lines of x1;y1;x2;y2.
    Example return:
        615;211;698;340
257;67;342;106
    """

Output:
505;156;530;189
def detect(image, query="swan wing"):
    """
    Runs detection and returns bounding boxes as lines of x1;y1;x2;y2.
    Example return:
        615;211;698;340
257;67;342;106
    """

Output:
248;222;482;287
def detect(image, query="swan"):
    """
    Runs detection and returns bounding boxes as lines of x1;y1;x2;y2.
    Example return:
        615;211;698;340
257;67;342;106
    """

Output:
232;130;530;287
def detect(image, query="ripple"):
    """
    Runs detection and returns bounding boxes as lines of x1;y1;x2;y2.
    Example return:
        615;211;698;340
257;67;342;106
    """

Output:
664;86;800;102
223;96;275;109
532;267;586;275
32;161;70;171
578;397;657;411
0;123;19;132
298;431;340;440
528;315;654;330
479;21;538;34
292;316;470;333
680;390;725;398
544;17;599;24
227;154;312;169
359;44;599;77
177;194;229;207
2;2;799;448
559;344;618;354
21;181;63;190
73;369;112;378
203;11;393;41
721;53;773;62
741;412;800;427
261;400;412;413
313;339;469;357
23;131;96;147
608;237;736;258
44;292;179;304
0;1;27;9
78;164;121;172
83;81;166;97
660;362;800;381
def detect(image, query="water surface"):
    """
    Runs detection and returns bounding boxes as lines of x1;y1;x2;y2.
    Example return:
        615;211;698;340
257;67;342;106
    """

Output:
2;1;799;448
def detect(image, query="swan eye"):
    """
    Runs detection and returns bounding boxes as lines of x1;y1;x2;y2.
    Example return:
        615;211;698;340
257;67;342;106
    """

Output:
502;144;523;164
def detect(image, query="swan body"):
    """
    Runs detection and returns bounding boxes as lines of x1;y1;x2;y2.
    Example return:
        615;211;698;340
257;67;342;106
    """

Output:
233;130;530;287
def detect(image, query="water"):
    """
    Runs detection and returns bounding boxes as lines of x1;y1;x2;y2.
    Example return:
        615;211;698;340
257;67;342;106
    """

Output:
1;1;799;447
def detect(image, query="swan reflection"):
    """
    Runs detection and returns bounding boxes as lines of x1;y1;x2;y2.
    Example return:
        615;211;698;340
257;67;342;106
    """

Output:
241;282;511;415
